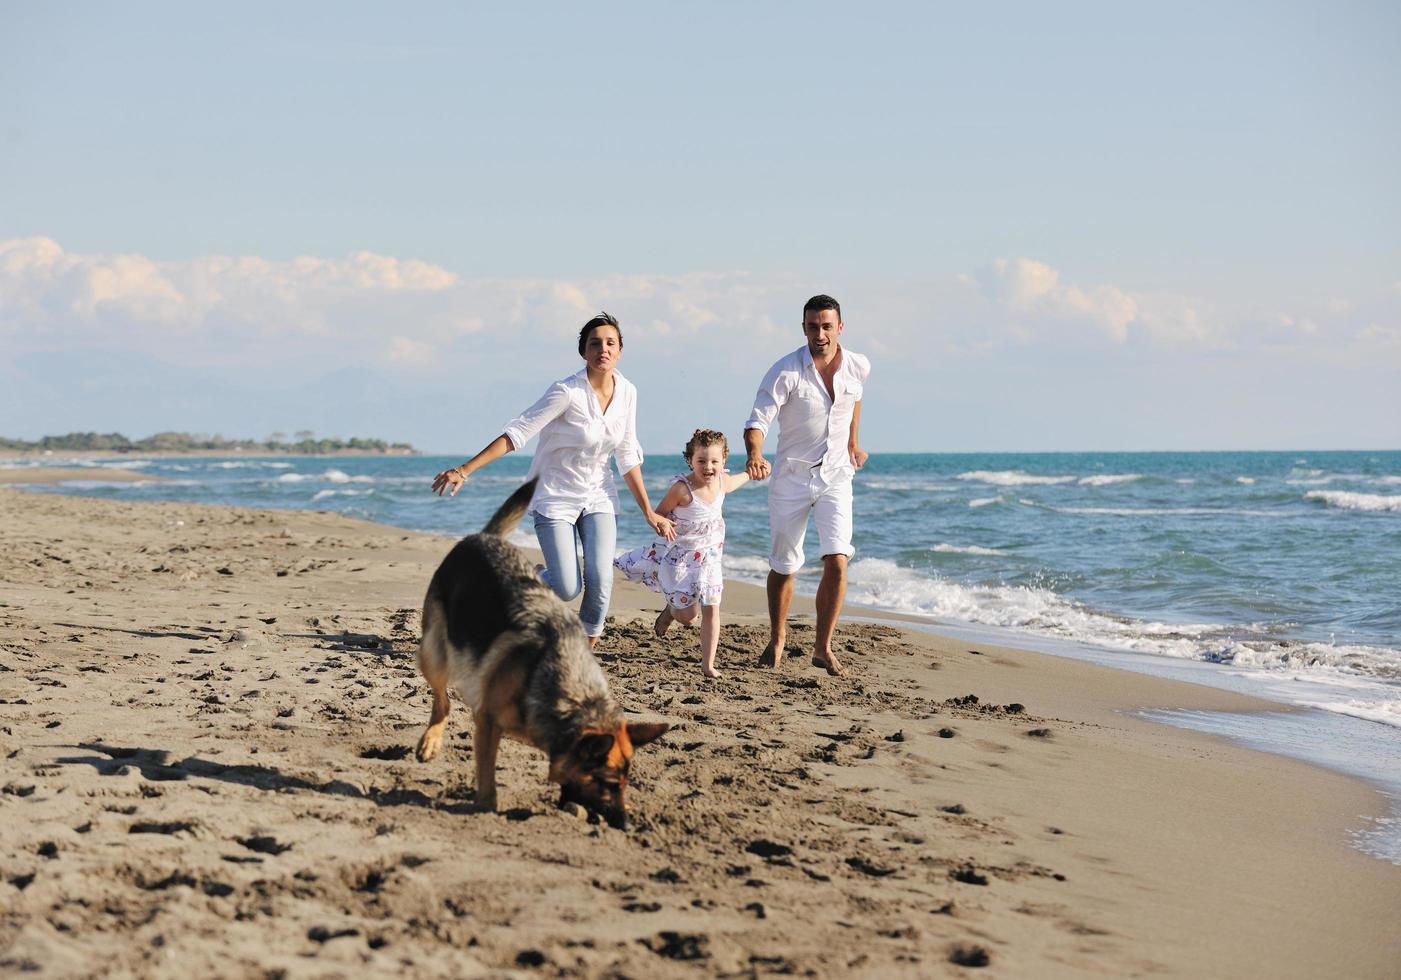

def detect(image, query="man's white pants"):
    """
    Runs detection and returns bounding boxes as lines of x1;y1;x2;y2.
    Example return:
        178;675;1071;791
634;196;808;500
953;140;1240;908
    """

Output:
767;464;854;575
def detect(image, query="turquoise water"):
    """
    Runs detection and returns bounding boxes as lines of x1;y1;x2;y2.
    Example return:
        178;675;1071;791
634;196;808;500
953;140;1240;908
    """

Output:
11;450;1401;729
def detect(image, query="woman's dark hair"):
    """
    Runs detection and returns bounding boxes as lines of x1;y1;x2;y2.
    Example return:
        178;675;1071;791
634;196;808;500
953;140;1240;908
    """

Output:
683;428;729;464
578;311;622;355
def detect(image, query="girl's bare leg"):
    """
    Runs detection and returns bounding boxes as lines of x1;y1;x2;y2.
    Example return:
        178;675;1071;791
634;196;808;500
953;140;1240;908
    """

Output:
700;604;721;678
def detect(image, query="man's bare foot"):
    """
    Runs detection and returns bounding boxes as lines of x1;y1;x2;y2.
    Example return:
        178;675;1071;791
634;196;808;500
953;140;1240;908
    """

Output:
654;606;673;637
811;652;847;677
758;642;784;669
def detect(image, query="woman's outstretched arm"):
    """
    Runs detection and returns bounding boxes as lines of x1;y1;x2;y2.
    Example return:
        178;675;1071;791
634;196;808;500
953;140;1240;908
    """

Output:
431;434;513;497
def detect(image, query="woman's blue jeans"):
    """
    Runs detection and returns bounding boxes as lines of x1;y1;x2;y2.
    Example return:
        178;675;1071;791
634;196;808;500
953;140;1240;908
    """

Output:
533;510;616;638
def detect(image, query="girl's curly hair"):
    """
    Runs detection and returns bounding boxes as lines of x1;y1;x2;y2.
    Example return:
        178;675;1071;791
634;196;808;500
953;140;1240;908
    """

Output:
682;428;728;464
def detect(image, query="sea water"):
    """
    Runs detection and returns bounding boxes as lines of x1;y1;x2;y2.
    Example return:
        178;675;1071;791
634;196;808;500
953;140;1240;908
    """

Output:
11;450;1401;857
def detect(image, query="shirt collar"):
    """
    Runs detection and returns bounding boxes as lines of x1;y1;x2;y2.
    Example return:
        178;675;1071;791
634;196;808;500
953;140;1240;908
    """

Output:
797;344;844;375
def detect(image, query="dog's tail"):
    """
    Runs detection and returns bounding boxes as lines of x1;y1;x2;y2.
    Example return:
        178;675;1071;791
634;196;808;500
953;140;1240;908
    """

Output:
482;477;538;537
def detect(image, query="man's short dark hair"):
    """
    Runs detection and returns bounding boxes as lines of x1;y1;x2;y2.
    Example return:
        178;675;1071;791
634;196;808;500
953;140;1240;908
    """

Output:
803;294;841;322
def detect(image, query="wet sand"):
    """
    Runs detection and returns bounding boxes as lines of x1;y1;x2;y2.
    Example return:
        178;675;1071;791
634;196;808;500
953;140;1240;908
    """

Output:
2;486;1399;977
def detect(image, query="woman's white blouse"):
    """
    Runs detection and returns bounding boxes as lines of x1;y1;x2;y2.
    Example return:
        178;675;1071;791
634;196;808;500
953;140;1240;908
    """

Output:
501;369;644;521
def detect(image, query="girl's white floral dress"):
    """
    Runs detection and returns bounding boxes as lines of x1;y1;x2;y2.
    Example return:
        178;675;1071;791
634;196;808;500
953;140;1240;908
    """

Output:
614;473;726;608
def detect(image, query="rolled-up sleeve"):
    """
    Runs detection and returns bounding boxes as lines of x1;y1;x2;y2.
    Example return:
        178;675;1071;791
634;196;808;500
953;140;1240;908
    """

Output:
502;382;570;451
745;360;789;436
613;386;644;474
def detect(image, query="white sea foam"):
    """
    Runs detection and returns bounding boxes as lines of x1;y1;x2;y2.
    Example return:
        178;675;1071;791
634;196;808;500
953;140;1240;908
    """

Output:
277;470;375;485
957;470;1076;486
1306;491;1401;513
724;555;773;577
311;488;375;502
812;557;1401;726
929;543;1006;556
1235;476;1255;485
862;478;960;491
101;460;153;470
1077;474;1142;486
1038;504;1281;518
968;496;1003;508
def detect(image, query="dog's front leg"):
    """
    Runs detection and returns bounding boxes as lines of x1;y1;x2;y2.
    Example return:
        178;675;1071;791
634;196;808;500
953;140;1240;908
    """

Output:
473;711;501;811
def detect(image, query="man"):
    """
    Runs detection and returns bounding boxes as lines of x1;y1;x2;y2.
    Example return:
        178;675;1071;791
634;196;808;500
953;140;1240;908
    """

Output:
744;294;870;676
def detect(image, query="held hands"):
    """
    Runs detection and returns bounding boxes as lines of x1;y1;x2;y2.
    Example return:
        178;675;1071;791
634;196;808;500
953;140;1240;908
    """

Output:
648;512;677;542
850;446;869;469
431;467;467;497
746;454;772;481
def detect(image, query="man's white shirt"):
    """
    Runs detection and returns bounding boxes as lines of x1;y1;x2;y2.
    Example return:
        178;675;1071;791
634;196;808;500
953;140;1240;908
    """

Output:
746;345;870;485
502;369;644;520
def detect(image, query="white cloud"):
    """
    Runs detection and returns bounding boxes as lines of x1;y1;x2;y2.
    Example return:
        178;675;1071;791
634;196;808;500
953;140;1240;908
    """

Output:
975;257;1141;343
3;240;1396;383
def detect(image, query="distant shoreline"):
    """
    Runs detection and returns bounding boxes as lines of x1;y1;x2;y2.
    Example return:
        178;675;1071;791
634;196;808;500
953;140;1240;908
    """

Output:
0;448;419;460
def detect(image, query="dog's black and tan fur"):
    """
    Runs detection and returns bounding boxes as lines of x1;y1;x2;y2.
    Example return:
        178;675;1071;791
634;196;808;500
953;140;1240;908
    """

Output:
415;478;668;828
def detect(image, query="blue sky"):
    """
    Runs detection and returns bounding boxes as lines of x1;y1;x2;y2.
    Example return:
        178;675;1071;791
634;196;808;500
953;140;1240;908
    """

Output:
2;2;1398;452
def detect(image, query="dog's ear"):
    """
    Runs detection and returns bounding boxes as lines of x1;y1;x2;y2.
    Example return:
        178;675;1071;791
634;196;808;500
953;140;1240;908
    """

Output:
575;731;615;765
626;721;670;749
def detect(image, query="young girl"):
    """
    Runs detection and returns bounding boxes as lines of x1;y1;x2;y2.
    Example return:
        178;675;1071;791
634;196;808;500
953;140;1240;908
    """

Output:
615;429;749;678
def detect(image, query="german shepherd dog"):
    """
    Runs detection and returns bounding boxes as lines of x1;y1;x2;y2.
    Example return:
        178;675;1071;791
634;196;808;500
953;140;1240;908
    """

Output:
415;478;669;829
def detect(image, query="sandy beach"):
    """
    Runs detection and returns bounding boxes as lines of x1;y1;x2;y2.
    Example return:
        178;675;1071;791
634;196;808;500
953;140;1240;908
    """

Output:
3;482;1399;978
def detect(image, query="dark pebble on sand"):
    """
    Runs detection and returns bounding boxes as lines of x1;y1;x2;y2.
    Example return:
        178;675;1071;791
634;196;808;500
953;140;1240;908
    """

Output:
941;804;967;815
744;901;767;919
938;728;957;738
746;839;793;860
515;949;547;967
884;730;905;742
643;931;710;961
951;867;988;886
949;944;991;967
846;856;896;877
308;926;359;943
1026;728;1052;738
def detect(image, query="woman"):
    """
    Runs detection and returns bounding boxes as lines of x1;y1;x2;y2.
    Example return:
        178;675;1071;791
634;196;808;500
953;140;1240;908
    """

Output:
431;312;674;648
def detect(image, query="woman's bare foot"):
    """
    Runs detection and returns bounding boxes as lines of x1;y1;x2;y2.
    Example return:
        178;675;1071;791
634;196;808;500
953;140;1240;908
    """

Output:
701;665;722;679
654;606;673;637
811;652;847;677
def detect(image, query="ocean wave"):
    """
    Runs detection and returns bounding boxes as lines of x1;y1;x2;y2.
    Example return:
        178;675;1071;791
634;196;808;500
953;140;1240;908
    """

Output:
957;470;1076;486
311;488;376;502
968;496;1004;508
861;479;960;491
1235;476;1255;485
1077;474;1143;486
100;460;154;470
929;543;1006;556
724;555;773;577
1035;503;1281;518
277;470;375;485
1306;491;1401;513
830;558;1401;709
